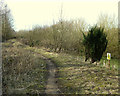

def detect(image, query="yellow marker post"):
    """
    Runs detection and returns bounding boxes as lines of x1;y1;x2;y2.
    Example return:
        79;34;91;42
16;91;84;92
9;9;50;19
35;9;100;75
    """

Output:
107;53;111;68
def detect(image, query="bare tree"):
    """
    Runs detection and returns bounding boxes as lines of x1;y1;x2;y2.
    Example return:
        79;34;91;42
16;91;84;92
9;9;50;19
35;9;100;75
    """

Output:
97;13;118;58
1;0;14;42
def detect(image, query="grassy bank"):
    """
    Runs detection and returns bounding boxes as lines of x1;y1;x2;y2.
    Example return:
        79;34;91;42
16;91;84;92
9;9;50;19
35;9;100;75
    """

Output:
36;47;119;94
2;39;48;94
2;39;119;94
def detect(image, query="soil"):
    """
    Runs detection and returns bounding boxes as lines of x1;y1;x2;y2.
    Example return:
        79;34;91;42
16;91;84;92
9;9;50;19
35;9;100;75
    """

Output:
44;57;60;94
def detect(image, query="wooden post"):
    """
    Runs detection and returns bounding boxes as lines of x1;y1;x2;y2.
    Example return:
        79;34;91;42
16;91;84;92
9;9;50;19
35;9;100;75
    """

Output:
108;60;110;68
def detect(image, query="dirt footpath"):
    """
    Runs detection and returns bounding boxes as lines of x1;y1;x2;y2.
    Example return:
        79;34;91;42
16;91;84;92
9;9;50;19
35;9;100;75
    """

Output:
44;57;60;94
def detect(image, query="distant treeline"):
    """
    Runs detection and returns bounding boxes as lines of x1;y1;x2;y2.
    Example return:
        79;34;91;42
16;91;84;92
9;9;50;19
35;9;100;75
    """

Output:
0;1;118;58
16;14;118;59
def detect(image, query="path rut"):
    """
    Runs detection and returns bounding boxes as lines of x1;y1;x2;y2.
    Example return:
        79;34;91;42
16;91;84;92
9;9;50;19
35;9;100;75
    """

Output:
44;57;60;94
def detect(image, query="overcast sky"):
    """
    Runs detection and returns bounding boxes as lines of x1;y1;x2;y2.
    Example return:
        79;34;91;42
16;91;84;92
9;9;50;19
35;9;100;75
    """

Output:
6;0;119;31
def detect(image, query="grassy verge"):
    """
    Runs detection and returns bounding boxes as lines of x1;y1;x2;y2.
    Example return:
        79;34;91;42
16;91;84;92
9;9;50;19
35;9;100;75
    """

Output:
3;39;118;94
35;47;119;94
2;39;48;94
100;57;119;70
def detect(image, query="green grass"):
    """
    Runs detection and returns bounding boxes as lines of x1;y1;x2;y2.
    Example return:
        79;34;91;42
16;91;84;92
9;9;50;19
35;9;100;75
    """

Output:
2;39;48;94
100;57;119;70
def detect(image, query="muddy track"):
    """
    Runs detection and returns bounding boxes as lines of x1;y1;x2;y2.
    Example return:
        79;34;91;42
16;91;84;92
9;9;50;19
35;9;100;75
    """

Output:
42;56;61;94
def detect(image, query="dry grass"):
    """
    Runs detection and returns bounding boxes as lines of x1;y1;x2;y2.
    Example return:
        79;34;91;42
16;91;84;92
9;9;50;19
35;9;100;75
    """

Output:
2;39;47;94
37;47;119;94
2;39;119;94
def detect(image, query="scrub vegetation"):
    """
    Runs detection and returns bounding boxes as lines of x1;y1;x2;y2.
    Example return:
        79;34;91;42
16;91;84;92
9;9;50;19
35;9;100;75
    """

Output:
1;1;119;95
2;39;48;94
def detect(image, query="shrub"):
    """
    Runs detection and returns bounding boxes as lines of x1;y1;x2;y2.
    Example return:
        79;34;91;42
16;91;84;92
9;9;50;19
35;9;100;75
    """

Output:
83;25;108;63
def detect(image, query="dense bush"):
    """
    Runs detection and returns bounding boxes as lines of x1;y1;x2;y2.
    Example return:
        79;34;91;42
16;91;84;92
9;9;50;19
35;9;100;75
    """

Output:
83;25;108;63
